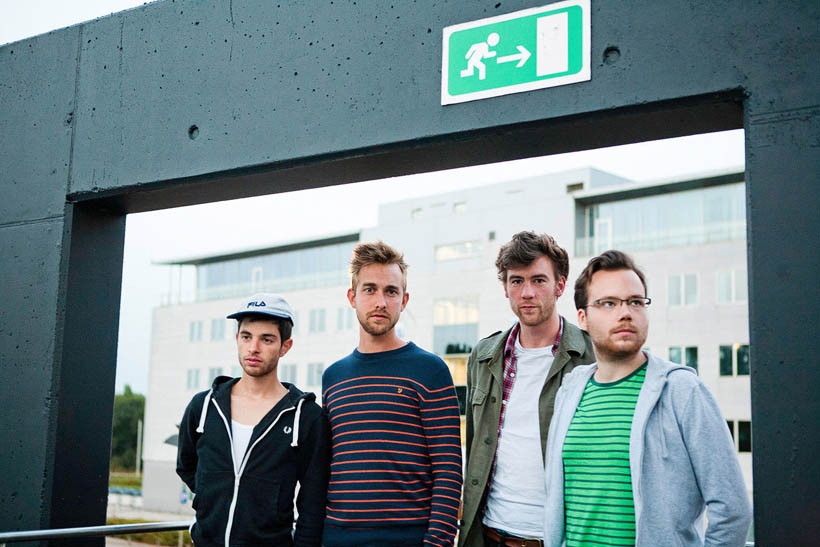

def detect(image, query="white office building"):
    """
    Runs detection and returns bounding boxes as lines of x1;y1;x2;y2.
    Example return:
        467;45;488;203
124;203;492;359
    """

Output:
141;167;751;513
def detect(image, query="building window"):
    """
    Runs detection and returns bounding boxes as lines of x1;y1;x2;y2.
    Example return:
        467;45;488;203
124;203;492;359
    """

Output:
726;420;735;440
669;346;698;373
736;344;750;375
307;363;324;386
309;309;326;333
208;367;222;383
668;273;698;307
195;239;357;302
337;307;355;330
186;369;200;390
577;181;746;255
738;421;752;452
434;241;482;262
211;318;226;341
453;201;467;214
717;268;748;304
433;296;479;355
719;344;750;376
280;364;297;384
188;320;203;342
292;311;300;335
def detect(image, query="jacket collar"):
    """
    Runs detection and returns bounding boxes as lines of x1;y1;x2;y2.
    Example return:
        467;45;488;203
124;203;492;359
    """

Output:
477;316;585;362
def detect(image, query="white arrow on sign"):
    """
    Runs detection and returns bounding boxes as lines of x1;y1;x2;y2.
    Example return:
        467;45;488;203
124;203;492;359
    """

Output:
496;45;531;68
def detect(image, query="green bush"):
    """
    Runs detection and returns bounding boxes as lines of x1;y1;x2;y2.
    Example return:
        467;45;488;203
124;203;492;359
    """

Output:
106;518;191;546
108;473;142;490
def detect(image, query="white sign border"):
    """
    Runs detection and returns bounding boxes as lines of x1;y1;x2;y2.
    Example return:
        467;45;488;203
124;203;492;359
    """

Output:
441;0;590;105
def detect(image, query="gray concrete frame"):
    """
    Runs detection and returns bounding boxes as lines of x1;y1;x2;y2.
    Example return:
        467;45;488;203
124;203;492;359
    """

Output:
1;1;817;545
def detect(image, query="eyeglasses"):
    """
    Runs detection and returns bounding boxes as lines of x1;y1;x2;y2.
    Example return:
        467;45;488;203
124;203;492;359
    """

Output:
583;297;651;311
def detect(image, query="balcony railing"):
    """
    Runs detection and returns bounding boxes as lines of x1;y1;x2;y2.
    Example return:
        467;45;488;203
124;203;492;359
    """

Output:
0;520;192;544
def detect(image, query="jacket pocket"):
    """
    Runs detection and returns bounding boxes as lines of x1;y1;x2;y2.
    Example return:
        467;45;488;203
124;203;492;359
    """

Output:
237;474;283;538
192;471;234;541
470;385;487;407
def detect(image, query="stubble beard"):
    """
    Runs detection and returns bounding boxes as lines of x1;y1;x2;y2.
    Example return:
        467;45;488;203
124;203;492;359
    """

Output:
516;299;556;327
590;326;648;363
239;356;278;378
358;310;399;337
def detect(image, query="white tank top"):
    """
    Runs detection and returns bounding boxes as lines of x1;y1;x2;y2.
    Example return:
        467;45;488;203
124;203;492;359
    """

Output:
231;420;255;473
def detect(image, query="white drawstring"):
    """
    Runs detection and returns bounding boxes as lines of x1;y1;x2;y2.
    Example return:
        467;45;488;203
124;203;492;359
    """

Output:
290;398;305;447
196;389;213;433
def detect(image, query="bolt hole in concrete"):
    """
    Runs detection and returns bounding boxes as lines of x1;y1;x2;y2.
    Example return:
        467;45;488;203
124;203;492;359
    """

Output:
603;45;620;65
188;125;199;140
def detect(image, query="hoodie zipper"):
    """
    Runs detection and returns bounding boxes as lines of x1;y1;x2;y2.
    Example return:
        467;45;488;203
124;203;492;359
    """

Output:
210;398;296;547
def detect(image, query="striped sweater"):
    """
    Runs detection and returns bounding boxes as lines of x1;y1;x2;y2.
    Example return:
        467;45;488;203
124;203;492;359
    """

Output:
321;342;463;547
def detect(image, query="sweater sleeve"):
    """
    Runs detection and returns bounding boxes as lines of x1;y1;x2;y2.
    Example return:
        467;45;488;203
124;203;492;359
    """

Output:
176;396;200;492
293;408;331;547
420;363;463;547
679;382;752;546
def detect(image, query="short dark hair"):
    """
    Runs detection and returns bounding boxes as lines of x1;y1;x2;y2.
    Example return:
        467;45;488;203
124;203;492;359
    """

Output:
495;231;569;283
350;241;408;291
236;313;293;341
574;250;648;310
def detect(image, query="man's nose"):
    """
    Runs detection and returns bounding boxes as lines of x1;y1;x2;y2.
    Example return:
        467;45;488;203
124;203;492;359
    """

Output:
249;338;261;352
522;282;535;297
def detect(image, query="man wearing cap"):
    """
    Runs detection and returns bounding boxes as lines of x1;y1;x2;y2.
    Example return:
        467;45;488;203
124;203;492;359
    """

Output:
177;293;330;547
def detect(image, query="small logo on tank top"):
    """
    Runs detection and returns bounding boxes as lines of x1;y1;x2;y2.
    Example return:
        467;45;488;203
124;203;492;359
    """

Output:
397;387;403;393
283;426;292;434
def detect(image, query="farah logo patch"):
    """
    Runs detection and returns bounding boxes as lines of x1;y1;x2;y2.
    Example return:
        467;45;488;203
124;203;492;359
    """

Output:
283;426;292;434
397;387;403;393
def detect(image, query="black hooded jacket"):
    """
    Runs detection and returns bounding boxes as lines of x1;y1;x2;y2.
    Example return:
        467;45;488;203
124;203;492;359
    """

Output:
177;376;329;547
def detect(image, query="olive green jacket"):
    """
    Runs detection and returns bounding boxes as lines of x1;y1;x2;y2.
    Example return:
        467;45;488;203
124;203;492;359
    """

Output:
458;319;595;547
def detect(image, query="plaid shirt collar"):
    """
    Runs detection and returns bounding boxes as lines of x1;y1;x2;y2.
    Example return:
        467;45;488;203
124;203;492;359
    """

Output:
497;316;564;433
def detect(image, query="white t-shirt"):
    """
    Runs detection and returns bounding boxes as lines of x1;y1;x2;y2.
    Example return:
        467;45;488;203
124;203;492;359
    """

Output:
482;338;554;538
231;420;255;473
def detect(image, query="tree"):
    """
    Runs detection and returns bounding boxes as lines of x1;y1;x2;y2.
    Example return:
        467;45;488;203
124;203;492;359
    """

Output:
110;385;145;472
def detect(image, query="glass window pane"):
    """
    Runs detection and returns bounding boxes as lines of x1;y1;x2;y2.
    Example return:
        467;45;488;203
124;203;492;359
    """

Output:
434;324;478;355
685;346;698;372
735;268;748;302
738;421;752;452
726;420;734;440
717;271;732;303
668;276;682;307
736;344;750;375
669;347;682;364
684;274;698;305
719;345;733;375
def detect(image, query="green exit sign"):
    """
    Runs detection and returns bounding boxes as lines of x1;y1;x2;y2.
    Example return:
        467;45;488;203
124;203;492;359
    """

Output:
441;1;590;105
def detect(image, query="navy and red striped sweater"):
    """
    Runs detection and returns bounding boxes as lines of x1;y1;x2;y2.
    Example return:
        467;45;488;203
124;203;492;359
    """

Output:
321;342;463;547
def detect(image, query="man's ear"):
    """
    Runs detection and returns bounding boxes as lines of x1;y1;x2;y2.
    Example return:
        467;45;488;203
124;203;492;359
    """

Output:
578;308;587;331
347;288;356;308
556;276;566;297
400;290;409;311
280;338;294;357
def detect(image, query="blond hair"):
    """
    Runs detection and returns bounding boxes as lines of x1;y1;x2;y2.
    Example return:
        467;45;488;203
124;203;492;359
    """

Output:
350;241;408;291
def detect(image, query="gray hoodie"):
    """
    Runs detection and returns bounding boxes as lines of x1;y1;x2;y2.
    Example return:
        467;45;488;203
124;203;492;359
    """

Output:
543;352;752;546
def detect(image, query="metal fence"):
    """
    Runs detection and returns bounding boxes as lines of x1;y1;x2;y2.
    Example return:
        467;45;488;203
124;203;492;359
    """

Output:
0;520;192;544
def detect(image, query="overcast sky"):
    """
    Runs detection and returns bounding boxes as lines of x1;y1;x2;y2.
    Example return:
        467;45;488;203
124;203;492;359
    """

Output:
2;1;745;394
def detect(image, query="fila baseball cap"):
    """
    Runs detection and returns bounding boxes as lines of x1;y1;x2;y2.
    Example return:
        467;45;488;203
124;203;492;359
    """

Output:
227;293;295;325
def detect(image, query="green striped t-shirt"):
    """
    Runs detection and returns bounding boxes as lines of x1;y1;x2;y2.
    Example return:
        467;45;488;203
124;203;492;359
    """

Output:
562;364;647;547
